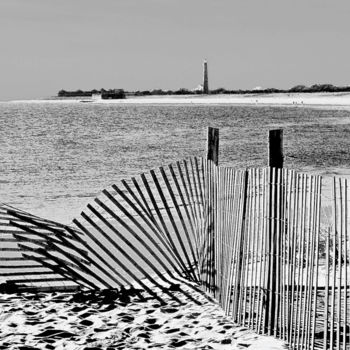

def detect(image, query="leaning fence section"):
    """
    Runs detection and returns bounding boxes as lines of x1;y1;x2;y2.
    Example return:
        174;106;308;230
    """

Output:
0;204;84;292
71;156;207;304
0;157;207;304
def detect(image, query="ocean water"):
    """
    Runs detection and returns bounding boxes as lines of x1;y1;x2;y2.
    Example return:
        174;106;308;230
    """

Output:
1;101;350;224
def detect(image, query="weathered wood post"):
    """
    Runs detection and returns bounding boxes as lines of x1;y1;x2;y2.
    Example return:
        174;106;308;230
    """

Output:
268;129;284;168
205;127;219;294
265;129;284;335
207;127;219;165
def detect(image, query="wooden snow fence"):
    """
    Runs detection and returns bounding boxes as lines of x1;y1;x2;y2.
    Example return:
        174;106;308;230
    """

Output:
1;136;350;349
0;203;84;292
201;163;350;350
0;157;208;305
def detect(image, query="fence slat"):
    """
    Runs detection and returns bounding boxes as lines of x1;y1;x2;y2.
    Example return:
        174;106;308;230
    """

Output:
344;180;348;350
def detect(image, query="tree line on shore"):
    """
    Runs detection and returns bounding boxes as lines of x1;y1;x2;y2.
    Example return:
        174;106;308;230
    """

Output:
58;89;126;98
58;83;350;98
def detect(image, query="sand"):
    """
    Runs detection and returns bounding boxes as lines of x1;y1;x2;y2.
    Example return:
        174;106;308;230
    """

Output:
90;92;350;108
6;92;350;109
0;281;286;350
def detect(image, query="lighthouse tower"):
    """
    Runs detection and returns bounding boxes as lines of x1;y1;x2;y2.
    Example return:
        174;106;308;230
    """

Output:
203;60;209;94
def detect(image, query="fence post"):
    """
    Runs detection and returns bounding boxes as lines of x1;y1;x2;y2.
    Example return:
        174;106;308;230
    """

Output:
207;127;219;165
265;129;284;335
205;127;219;295
268;129;284;168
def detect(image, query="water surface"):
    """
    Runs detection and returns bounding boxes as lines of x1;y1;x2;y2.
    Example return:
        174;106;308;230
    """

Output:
1;102;350;223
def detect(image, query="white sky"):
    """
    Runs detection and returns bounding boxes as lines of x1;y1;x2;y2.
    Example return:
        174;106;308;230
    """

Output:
1;0;350;100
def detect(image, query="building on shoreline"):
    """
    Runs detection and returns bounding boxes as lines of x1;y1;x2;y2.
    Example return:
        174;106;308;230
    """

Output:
92;89;125;100
203;60;209;94
192;60;209;94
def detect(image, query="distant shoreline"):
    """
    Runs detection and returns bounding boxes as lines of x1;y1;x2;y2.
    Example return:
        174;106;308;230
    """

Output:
6;92;350;109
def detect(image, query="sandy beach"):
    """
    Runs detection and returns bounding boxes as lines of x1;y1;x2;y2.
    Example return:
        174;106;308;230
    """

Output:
92;92;350;108
76;92;350;109
6;92;350;110
0;280;286;350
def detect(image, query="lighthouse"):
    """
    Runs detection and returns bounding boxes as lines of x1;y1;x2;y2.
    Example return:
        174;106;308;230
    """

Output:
203;60;209;94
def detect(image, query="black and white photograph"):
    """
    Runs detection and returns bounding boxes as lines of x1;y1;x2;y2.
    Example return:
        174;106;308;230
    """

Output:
1;1;349;349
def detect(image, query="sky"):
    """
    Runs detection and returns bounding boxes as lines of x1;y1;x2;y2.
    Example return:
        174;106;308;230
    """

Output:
1;0;350;100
